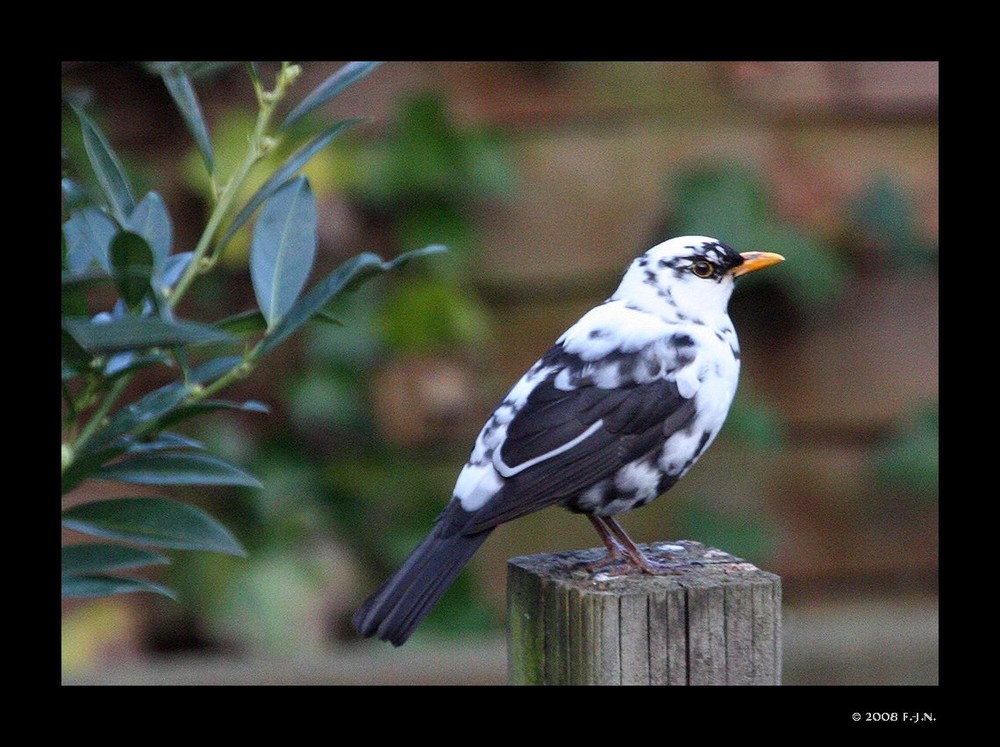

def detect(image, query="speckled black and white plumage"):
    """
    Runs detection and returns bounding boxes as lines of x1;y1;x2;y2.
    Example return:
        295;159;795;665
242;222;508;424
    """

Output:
354;236;784;646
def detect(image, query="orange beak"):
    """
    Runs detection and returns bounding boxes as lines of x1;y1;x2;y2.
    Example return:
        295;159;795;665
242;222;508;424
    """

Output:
732;251;785;277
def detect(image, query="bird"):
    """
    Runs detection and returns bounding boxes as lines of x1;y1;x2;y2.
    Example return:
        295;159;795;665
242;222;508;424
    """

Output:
354;236;784;646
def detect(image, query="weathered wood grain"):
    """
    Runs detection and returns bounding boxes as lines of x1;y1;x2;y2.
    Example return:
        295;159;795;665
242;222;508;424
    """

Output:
507;541;782;685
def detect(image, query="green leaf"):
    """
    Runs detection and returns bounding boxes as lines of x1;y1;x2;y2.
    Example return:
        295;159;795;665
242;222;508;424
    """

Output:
62;268;114;293
216;309;268;336
217;118;364;254
61;328;92;371
158;399;269;430
144;61;237;79
64;207;117;274
155;251;194;293
160;69;215;174
63;444;130;495
63;315;232;354
66;385;204;490
93;451;262;488
103;351;172;379
71;103;136;222
61;267;94;320
127;432;205;452
62;543;169;576
189;355;243;383
124;192;173;268
62;177;92;212
68;433;209;494
385;243;448;270
259;245;446;356
251;176;317;328
280;61;382;130
62;361;84;383
110;230;155;309
62;496;247;555
62;574;177;600
258;252;382;356
312;310;344;327
85;382;189;456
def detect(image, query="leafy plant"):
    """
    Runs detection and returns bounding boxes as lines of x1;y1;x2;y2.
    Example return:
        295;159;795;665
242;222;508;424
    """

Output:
62;61;443;601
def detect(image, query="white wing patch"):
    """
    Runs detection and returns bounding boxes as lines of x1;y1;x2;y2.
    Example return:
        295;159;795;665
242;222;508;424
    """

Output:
493;419;605;478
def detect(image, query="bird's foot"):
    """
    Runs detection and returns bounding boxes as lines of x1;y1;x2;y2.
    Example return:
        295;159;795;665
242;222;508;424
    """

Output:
586;549;686;577
585;516;690;576
583;552;629;574
623;554;687;576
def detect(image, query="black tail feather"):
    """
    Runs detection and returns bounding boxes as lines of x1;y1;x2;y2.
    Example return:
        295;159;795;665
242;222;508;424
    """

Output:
353;520;492;646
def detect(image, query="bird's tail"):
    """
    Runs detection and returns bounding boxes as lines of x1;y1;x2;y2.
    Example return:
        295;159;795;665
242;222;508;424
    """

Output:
353;516;493;646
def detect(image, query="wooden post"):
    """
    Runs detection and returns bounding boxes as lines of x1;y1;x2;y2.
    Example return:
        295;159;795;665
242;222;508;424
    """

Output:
507;540;781;685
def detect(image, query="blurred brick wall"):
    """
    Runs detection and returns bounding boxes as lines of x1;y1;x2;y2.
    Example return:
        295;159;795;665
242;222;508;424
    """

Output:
351;62;939;602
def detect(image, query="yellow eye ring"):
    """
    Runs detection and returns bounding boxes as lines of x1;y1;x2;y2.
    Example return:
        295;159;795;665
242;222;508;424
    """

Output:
691;260;715;278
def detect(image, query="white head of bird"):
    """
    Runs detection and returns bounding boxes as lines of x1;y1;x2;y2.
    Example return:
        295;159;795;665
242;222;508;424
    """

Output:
611;236;784;326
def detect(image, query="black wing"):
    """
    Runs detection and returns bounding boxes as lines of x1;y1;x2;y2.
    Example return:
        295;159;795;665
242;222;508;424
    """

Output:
463;367;696;532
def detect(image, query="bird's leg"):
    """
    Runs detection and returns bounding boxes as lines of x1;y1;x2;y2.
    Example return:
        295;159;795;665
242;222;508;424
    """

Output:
591;516;685;576
584;516;630;571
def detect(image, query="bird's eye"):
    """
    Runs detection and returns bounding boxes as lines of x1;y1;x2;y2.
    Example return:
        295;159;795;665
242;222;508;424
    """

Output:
691;260;715;278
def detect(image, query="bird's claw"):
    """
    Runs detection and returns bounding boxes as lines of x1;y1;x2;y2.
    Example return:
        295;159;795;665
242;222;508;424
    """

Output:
585;550;687;577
